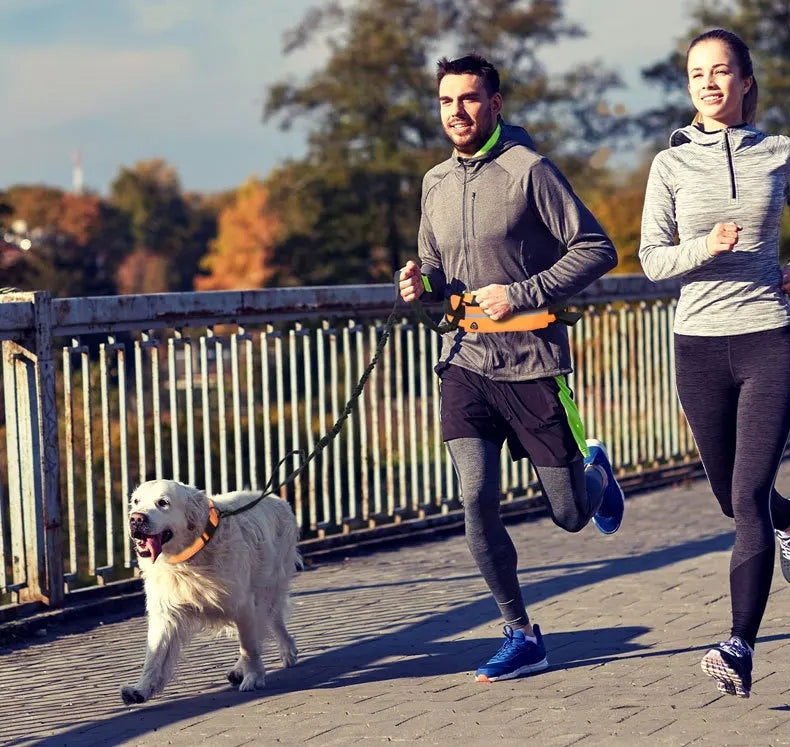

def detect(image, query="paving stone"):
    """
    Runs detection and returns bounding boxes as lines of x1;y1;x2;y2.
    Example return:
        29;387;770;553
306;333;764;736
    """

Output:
2;466;790;745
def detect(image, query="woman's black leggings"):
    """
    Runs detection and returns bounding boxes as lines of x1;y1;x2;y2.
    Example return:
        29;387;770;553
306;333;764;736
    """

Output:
675;326;790;649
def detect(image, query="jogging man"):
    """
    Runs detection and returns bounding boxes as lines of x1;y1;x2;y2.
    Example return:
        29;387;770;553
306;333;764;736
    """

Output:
398;53;625;682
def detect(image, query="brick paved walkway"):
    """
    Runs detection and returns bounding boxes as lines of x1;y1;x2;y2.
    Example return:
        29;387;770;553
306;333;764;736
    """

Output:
2;468;790;746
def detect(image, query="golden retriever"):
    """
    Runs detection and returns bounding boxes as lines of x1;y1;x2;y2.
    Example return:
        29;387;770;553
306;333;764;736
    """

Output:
120;479;300;705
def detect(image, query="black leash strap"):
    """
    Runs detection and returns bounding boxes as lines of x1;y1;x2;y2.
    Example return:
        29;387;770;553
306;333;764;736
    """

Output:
218;294;403;519
393;268;462;335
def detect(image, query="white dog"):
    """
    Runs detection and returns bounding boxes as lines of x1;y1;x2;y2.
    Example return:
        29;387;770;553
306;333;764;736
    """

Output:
121;479;301;705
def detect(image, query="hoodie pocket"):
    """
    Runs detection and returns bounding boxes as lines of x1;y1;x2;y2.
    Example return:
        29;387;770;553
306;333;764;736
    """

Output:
470;191;507;245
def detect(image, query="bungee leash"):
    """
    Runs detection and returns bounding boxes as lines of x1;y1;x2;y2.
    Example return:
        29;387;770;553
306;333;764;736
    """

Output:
164;270;583;564
164;292;404;563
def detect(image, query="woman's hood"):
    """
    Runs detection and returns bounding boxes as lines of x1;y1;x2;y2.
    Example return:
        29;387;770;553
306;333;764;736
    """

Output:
669;123;762;149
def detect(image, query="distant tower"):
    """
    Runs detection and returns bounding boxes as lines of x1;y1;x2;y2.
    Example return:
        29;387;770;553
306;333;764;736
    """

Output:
72;150;84;195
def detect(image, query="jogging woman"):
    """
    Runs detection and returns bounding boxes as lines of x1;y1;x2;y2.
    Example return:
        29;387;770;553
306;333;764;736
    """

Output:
639;28;790;699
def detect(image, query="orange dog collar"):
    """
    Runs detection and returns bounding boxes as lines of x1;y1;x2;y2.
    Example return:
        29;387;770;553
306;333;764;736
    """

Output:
165;498;220;564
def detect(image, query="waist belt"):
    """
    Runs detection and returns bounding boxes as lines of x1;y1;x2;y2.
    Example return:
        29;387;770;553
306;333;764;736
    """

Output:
394;270;582;334
442;293;582;333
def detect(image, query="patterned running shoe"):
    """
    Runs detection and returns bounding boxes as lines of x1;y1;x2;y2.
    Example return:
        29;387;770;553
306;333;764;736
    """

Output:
475;624;549;683
776;529;790;584
585;439;625;535
701;636;752;698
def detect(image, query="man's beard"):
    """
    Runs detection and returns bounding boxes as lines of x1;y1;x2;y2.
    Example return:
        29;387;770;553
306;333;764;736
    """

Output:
446;117;495;155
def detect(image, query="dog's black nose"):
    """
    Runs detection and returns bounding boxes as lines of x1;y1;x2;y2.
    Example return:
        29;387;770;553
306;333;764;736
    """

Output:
129;512;146;529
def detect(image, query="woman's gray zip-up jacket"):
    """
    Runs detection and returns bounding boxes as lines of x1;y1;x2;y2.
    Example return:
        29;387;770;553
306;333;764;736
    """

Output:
639;124;790;336
417;122;618;382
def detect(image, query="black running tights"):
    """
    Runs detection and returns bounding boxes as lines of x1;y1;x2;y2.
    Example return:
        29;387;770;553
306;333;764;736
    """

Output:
674;326;790;649
446;437;603;627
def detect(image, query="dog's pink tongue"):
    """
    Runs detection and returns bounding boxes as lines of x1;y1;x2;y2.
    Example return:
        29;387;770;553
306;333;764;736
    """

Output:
145;535;163;563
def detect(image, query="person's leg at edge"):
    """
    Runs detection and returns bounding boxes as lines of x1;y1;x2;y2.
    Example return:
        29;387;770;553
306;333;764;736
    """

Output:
446;437;548;682
726;329;790;646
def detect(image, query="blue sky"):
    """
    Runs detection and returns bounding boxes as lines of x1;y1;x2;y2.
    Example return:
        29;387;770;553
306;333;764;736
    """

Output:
1;0;695;195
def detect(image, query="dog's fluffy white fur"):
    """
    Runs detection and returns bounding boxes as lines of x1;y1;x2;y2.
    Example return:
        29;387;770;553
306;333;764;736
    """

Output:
121;479;301;705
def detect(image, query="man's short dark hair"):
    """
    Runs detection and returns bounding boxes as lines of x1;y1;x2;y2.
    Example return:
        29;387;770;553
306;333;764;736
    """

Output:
436;53;500;96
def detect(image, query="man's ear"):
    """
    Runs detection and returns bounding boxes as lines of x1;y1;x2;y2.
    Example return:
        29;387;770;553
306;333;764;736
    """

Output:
491;92;503;118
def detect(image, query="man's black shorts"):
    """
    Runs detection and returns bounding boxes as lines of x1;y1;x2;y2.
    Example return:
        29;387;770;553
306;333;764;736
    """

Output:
438;364;581;467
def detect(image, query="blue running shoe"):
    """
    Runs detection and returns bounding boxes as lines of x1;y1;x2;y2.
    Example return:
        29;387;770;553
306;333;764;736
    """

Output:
585;438;625;535
475;624;548;682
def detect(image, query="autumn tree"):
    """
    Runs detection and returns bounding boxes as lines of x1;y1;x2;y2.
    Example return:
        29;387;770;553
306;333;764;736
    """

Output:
195;178;282;290
264;0;630;285
110;159;217;293
581;161;653;274
2;185;132;296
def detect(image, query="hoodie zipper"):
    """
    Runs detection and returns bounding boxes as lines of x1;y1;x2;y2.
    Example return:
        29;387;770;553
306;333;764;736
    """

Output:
461;163;471;264
460;164;491;367
723;130;737;199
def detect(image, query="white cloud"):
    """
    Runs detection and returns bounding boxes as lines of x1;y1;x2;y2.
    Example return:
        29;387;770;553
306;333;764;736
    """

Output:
124;0;220;34
0;0;694;192
1;45;192;133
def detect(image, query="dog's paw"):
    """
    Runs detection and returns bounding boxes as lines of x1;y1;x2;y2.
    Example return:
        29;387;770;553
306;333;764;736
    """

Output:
279;635;298;667
120;685;147;705
281;646;298;668
226;668;244;686
238;673;266;691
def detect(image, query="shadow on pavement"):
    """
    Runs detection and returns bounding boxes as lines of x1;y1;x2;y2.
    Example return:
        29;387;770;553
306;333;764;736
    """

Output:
13;528;744;747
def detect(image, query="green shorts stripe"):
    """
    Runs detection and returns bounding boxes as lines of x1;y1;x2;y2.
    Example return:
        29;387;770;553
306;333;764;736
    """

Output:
554;375;589;459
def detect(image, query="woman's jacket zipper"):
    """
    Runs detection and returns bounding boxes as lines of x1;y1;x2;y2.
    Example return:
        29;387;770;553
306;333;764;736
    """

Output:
724;130;737;199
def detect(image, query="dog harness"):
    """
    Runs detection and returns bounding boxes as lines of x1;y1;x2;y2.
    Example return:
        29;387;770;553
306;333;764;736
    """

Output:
165;498;220;564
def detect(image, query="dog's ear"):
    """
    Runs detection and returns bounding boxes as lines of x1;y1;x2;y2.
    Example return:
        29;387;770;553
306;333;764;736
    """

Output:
182;484;209;534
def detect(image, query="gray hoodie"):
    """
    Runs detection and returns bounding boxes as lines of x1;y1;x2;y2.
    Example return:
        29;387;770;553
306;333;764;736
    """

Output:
639;124;790;336
418;122;618;381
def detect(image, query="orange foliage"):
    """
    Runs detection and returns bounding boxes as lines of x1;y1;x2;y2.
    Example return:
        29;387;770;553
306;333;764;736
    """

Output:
584;164;651;275
59;194;102;245
6;186;102;244
195;178;282;290
5;185;63;228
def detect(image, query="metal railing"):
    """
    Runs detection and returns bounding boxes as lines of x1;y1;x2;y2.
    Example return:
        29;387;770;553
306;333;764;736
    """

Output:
0;275;688;614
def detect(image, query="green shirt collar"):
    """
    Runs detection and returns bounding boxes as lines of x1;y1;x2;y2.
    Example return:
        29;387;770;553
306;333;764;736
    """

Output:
474;122;501;156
